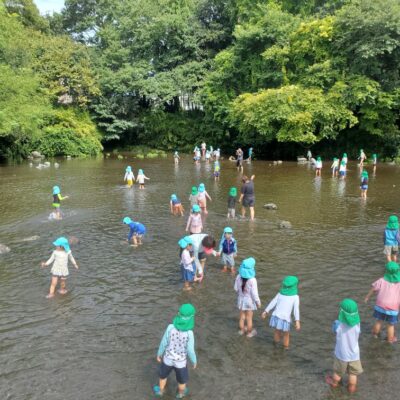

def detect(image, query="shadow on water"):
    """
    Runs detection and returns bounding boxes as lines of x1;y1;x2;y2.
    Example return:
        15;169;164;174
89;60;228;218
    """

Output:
0;157;400;399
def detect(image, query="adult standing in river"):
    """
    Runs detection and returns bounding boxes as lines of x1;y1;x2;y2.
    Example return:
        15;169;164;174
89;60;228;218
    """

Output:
239;175;256;220
236;147;244;172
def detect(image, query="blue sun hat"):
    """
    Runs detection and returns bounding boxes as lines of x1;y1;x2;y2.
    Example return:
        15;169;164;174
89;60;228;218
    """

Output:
53;237;70;252
171;194;177;201
239;258;256;279
123;217;132;224
192;204;201;213
138;169;143;174
126;166;131;172
52;186;60;195
183;236;193;246
224;227;233;234
178;238;188;249
198;183;205;193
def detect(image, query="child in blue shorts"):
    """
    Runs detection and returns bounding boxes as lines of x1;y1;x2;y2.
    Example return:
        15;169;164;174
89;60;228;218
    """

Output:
123;217;146;246
154;304;197;398
383;215;400;262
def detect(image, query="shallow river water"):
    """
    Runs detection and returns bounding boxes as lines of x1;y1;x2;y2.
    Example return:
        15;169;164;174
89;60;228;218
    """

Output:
0;156;400;400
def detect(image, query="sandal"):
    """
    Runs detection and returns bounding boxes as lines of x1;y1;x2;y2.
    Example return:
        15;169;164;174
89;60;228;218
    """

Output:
153;385;164;397
176;387;189;398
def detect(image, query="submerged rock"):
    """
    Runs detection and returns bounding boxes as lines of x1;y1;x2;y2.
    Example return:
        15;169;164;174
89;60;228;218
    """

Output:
54;163;60;168
279;221;292;229
31;151;42;158
264;203;278;210
21;235;40;242
0;244;10;254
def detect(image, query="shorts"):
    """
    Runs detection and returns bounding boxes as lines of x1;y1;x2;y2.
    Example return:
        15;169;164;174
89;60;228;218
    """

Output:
373;308;398;324
332;167;338;173
236;159;243;167
339;171;346;176
222;253;235;267
198;252;206;261
383;245;398;256
360;185;368;190
52;203;60;209
242;197;255;207
214;172;220;177
159;362;189;384
127;179;133;186
333;357;363;377
181;264;196;282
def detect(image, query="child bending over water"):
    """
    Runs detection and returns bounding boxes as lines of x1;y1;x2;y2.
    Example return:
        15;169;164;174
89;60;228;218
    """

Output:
234;258;261;338
170;194;184;216
41;237;78;298
123;217;146;246
262;276;300;349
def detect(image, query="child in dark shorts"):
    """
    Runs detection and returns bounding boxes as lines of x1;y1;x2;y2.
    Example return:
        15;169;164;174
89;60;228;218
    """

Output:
154;304;197;398
227;187;237;219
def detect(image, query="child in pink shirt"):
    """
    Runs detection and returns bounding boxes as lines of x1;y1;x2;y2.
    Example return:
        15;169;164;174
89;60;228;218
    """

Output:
364;261;400;343
185;205;203;234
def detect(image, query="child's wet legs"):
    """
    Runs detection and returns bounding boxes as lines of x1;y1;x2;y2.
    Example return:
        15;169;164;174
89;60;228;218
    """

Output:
158;378;167;392
282;331;290;349
177;383;187;396
239;311;246;333
372;320;382;336
387;324;396;342
59;278;68;294
245;311;253;333
347;374;357;393
47;276;58;298
273;329;281;344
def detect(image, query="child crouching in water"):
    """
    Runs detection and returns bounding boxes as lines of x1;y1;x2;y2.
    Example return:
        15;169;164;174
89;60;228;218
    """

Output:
179;236;196;291
364;261;400;343
123;217;146;246
262;276;300;349
234;258;261;338
326;299;363;394
170;194;184;216
154;304;197;398
41;237;79;298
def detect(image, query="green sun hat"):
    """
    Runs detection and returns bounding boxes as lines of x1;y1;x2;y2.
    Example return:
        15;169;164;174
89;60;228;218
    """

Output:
280;276;299;296
317;156;321;161
361;170;368;178
384;262;400;283
173;304;196;331
338;298;360;327
229;187;237;197
343;153;347;157
387;215;399;230
191;186;198;195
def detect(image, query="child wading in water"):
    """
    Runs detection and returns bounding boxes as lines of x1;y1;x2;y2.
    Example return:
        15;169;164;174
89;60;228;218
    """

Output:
262;276;300;349
326;299;363;394
234;258;261;338
331;158;339;177
174;151;180;165
52;185;69;220
315;156;322;176
41;237;78;298
197;183;212;214
124;166;135;187
383;215;400;262
154;304;197;398
179;236;196;291
227;187;237;219
358;149;366;167
217;227;237;273
360;170;368;198
123;217;146;246
364;261;400;343
170;194;184;216
185;205;203;235
136;169;150;189
188;186;198;208
339;160;346;179
213;161;220;181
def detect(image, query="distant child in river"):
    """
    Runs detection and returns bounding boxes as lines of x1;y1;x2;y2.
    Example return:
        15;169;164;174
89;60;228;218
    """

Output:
170;194;184;216
124;166;135;187
123;217;146;246
41;237;79;298
217;227;237;273
342;152;348;165
227;187;237;219
364;261;400;343
153;303;197;398
262;276;300;349
372;153;377;168
174;151;180;165
307;150;312;161
331;158;339;177
197;183;212;214
52;185;69;220
136;169;150;189
339;160;347;179
360;170;368;198
234;258;261;338
189;186;198;208
179;236;196;291
213;161;220;181
186;205;203;234
205;150;211;163
383;215;400;262
247;147;253;162
326;299;362;394
358;149;366;167
315;156;322;176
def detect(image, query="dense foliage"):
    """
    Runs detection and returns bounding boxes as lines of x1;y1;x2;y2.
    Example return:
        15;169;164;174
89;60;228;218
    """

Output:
1;0;400;159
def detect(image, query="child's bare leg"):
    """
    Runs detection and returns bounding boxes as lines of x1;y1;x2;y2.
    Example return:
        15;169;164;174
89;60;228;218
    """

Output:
273;329;282;344
347;374;357;393
222;264;228;272
230;266;235;274
387;324;396;342
239;311;246;333
177;383;187;395
158;378;167;392
392;253;397;262
250;207;255;220
245;311;253;333
372;320;382;337
241;207;246;218
47;276;58;298
59;278;68;294
328;372;341;387
282;332;290;349
387;254;392;262
183;281;192;291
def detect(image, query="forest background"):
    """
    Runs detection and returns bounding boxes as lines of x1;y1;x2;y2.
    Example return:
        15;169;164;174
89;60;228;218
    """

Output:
0;0;399;160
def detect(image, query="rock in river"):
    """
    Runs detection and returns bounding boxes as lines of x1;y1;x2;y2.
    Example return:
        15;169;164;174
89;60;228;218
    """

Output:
264;203;278;210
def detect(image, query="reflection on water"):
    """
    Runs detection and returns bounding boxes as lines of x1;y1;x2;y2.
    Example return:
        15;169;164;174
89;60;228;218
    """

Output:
0;157;400;399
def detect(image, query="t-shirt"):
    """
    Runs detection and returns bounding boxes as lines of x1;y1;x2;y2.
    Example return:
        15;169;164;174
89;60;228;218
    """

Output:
227;195;236;208
372;278;400;311
334;322;360;362
241;181;255;200
264;293;300;323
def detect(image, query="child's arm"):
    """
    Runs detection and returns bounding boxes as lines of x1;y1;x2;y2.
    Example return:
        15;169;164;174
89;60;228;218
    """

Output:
250;279;261;308
205;191;212;201
233;239;238;255
185;216;192;231
144;175;150;180
127;227;134;242
262;293;279;318
58;193;69;201
364;287;375;303
396;230;400;245
250;175;255;180
157;325;172;362
187;331;197;368
68;252;79;269
41;252;55;268
124;172;128;181
293;296;300;331
233;275;240;292
170;201;174;214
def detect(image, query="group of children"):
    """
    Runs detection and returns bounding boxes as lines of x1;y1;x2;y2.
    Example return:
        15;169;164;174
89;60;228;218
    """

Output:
123;166;150;189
